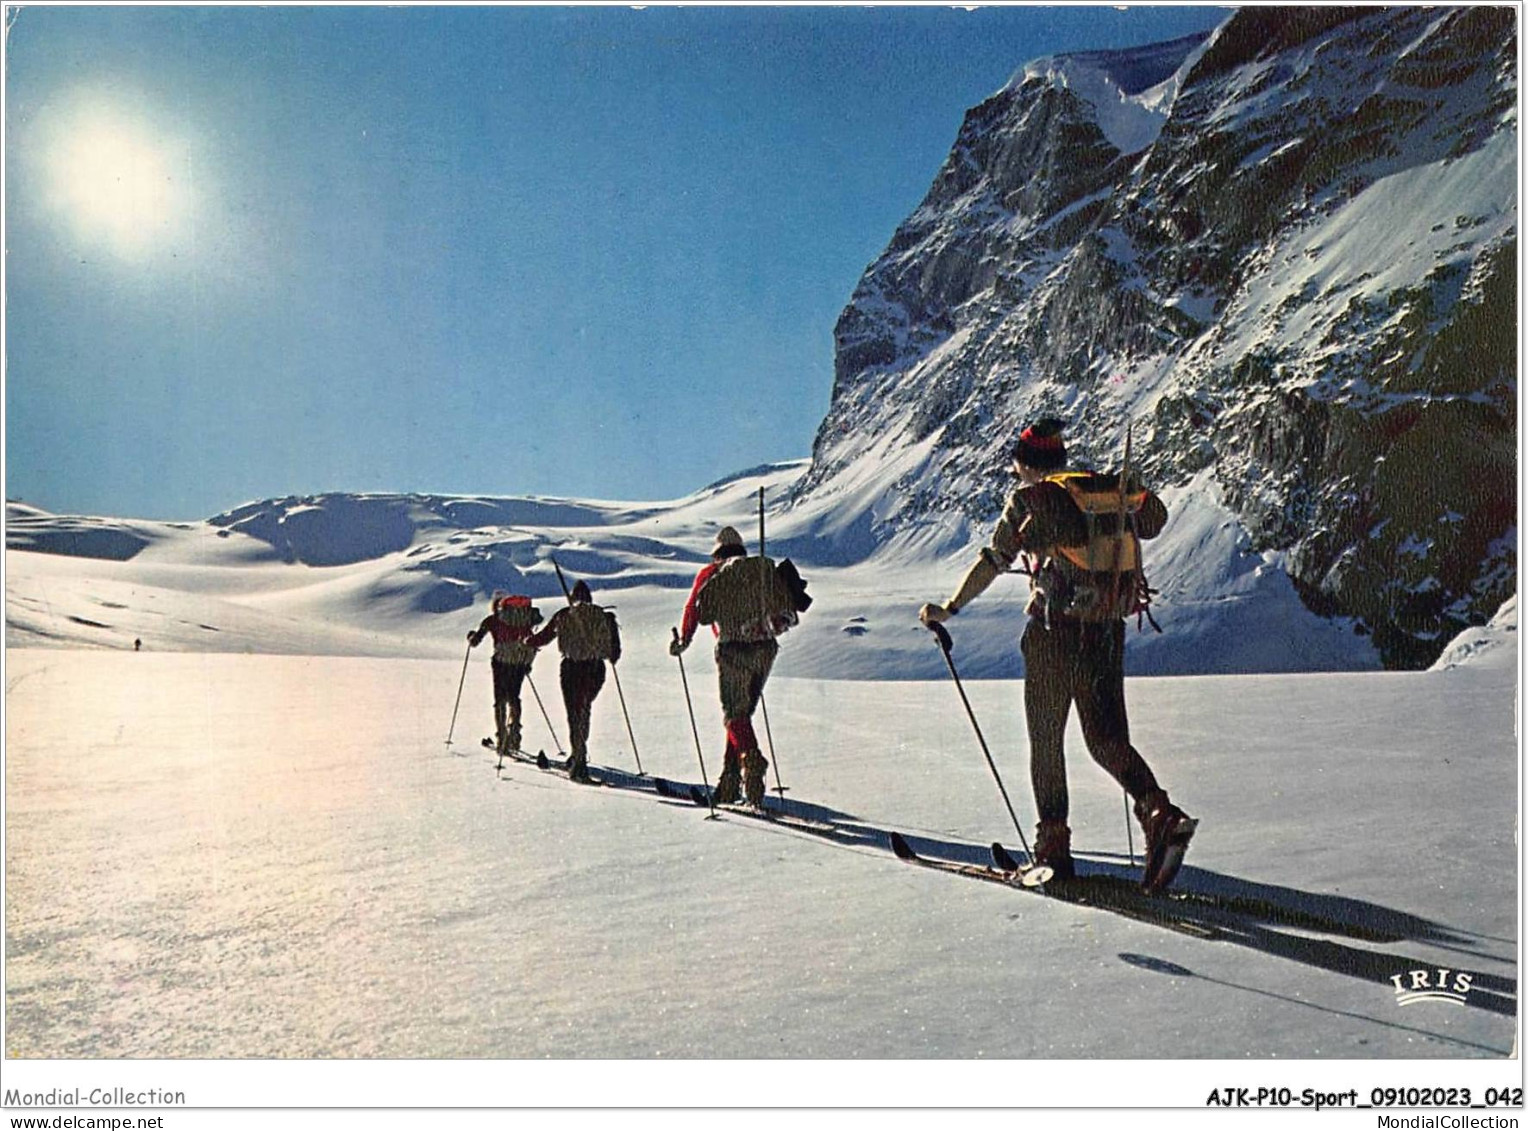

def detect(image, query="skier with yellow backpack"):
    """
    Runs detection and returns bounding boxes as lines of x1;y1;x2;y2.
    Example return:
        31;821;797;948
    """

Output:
919;417;1196;892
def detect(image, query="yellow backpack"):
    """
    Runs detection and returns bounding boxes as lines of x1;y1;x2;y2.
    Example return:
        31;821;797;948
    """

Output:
1030;471;1155;624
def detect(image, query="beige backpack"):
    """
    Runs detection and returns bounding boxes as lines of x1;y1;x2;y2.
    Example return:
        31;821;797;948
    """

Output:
558;602;616;661
695;556;798;641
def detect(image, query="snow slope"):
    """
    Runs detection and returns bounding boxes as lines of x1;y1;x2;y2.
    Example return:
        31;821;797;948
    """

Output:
4;480;1516;1101
4;460;1382;678
807;7;1516;672
3;639;1515;1082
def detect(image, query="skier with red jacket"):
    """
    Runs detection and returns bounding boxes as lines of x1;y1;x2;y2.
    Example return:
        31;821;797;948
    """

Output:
670;526;794;807
468;594;545;756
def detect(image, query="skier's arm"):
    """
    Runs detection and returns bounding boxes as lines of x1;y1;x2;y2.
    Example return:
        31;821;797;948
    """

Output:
676;564;715;648
920;493;1029;623
468;615;493;645
527;612;560;650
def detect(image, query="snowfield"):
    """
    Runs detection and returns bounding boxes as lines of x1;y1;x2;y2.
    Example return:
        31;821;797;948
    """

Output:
3;468;1518;1106
3;462;1380;679
4;623;1516;1067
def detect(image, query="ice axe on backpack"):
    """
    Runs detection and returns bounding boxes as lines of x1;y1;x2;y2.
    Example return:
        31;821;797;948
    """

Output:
926;621;1049;885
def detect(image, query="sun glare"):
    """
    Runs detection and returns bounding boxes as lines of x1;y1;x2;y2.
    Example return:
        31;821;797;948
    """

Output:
42;105;194;259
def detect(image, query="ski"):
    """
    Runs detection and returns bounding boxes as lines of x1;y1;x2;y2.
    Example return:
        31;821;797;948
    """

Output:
888;830;1044;888
889;832;1215;937
653;776;841;833
714;801;841;835
651;778;709;805
489;743;610;787
989;841;1053;887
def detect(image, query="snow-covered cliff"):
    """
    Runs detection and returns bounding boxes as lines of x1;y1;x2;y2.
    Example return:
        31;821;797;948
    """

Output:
797;7;1517;669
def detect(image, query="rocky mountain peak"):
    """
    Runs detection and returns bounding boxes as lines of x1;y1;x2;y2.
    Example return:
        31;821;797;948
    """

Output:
795;6;1517;669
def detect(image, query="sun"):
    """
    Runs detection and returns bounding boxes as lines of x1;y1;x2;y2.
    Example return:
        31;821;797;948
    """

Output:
42;104;193;259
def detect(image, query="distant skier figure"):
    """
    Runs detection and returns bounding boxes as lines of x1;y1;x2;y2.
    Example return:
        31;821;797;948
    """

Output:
919;417;1196;891
670;526;800;807
529;580;621;783
133;638;142;652
468;594;544;756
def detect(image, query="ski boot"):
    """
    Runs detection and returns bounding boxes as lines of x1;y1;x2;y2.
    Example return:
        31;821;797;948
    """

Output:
1033;819;1076;882
713;751;742;805
1135;792;1197;893
742;750;769;808
567;749;592;784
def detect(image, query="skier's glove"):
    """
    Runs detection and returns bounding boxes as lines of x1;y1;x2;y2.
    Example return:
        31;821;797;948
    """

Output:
669;635;690;657
918;603;953;626
467;631;481;646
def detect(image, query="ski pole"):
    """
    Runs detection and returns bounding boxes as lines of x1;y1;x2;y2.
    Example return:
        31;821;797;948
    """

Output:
445;641;472;748
526;671;564;755
1123;790;1136;866
672;627;717;819
757;692;786;799
926;621;1039;865
610;662;645;776
1112;423;1139;866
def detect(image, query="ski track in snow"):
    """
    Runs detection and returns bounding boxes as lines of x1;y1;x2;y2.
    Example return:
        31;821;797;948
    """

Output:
3;644;1515;1060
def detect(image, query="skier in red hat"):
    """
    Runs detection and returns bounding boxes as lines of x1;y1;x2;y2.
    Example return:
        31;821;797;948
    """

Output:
920;417;1196;891
469;593;545;756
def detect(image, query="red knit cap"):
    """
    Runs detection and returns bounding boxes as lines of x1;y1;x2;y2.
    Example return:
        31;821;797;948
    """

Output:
1012;418;1067;470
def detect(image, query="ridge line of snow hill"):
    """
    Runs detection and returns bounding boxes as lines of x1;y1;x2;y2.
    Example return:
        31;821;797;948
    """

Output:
4;463;1511;676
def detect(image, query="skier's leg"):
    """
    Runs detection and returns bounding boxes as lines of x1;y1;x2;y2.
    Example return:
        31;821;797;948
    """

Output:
506;664;529;752
1072;621;1160;801
574;662;604;755
491;661;512;752
714;736;742;804
559;661;580;753
1021;620;1074;826
741;642;777;805
560;660;593;779
713;643;748;802
1022;620;1079;876
1072;623;1194;889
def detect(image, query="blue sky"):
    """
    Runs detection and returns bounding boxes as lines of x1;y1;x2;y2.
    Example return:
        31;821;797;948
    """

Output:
5;4;1227;520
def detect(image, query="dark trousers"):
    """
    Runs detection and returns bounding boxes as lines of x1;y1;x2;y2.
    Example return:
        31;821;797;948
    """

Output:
716;639;777;757
492;661;530;731
560;659;606;757
1021;618;1160;825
